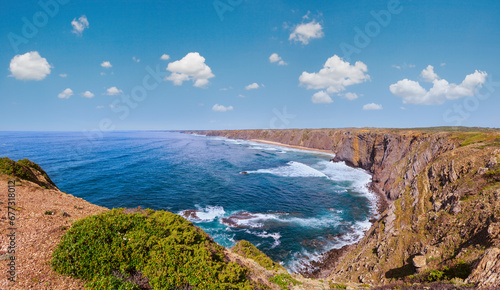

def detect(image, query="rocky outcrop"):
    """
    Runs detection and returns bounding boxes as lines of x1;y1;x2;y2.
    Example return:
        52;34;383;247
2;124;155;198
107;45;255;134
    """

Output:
465;248;500;288
186;128;500;287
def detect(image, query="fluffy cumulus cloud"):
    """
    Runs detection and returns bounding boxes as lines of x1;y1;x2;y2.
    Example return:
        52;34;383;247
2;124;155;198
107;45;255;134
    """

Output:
58;88;73;99
299;55;370;103
245;83;260;90
289;20;324;45
9;51;51;81
165;52;214;88
101;61;112;68
342;92;359;100
71;15;89;35
390;67;488;105
363;103;383;110
82;91;95;98
311;91;333;104
160;54;170;60
106;86;123;96
420;65;439;82
269;53;287;66
212;104;234;112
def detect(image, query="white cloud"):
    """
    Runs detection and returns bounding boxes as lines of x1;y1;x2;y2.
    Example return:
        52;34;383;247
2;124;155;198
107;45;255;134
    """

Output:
409;64;416;68
440;63;446;67
390;69;487;105
245;83;260;90
71;15;89;35
238;94;245;98
421;65;439;82
299;55;370;96
212;104;234;112
101;61;112;69
160;54;170;61
165;52;214;88
311;91;333;104
106;86;123;96
132;56;140;63
269;53;287;66
59;73;67;78
289;20;324;45
58;88;73;99
363;103;383;110
82;91;95;98
392;65;401;70
9;51;51;81
96;105;105;109
100;72;106;76
342;92;359;100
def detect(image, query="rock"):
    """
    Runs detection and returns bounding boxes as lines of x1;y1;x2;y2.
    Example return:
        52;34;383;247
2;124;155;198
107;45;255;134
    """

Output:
465;247;500;287
412;255;427;272
487;156;498;168
477;167;488;175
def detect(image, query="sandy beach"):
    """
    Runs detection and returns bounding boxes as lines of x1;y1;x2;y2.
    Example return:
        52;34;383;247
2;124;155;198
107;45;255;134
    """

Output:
250;139;335;155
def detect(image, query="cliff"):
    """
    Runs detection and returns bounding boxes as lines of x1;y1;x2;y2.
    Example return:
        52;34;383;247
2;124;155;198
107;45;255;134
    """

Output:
187;128;500;287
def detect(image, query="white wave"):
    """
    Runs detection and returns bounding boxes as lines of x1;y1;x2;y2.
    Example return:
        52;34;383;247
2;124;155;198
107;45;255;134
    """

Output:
313;160;377;215
179;205;226;223
287;218;373;273
245;230;282;248
246;161;328;178
221;211;340;230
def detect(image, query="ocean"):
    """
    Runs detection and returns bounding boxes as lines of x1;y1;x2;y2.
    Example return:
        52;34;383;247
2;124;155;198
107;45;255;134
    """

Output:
0;131;376;272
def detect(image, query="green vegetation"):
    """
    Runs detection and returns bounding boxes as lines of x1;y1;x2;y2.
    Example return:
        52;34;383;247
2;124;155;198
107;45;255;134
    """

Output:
52;208;253;289
0;157;55;188
268;273;300;290
453;132;496;147
410;261;472;283
44;210;54;215
232;240;285;271
329;282;347;289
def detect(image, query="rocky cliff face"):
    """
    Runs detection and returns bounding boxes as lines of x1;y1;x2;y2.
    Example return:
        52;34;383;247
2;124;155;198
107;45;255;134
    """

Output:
188;128;500;287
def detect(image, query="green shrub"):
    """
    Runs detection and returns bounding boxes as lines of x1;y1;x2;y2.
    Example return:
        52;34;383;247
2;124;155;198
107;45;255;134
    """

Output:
268;273;300;290
52;209;252;289
232;240;285;271
329;282;347;289
0;157;55;188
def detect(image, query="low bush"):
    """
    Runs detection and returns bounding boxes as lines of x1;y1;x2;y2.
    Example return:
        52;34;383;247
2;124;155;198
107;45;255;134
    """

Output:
52;208;252;289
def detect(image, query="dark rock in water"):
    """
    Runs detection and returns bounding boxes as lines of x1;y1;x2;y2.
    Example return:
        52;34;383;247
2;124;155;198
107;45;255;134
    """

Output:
181;209;200;219
240;171;248;174
221;211;256;228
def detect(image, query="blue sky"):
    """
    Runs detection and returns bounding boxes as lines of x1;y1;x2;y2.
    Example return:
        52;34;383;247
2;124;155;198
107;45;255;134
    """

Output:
1;0;499;131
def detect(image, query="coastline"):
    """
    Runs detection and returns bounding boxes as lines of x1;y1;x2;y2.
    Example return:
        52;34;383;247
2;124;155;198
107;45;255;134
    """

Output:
250;138;388;215
250;139;335;155
246;137;389;278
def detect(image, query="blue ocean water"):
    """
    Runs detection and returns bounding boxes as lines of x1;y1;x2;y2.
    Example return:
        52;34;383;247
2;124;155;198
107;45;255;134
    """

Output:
0;131;376;271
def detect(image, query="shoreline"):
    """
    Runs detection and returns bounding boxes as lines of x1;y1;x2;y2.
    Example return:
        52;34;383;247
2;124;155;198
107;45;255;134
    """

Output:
246;137;389;277
250;138;388;215
250;139;335;155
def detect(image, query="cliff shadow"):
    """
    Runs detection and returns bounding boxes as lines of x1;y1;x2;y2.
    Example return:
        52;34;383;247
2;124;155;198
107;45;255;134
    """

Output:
384;255;415;279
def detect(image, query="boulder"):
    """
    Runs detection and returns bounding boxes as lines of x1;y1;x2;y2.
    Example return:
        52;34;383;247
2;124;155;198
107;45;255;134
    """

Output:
412;255;427;273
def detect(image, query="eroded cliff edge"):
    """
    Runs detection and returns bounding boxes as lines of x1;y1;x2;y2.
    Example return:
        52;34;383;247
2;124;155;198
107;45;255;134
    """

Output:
186;128;500;287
